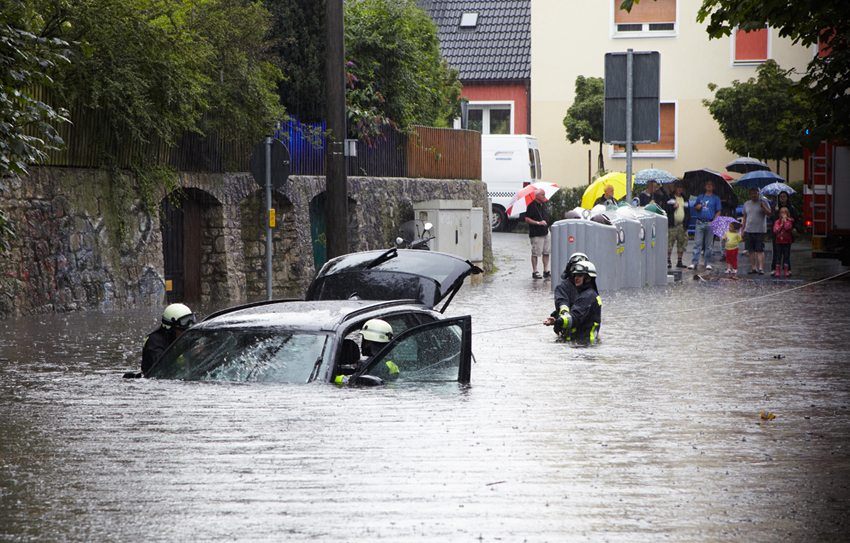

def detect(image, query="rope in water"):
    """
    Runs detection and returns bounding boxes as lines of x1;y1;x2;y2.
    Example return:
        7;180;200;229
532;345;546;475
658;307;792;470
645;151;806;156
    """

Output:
472;268;850;336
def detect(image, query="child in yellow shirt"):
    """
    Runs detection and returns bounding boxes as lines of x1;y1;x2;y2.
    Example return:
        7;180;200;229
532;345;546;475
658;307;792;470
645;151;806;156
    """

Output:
722;222;744;275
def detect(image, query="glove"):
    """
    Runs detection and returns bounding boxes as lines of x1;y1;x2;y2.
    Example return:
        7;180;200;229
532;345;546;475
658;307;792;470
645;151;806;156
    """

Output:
554;307;573;334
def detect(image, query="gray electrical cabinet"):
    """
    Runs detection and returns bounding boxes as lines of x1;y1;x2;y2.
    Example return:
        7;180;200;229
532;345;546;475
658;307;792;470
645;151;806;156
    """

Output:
413;199;483;266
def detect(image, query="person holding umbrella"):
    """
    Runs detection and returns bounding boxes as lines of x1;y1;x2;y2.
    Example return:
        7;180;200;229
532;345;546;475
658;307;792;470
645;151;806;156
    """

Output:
664;181;690;269
741;187;772;274
594;184;620;207
688;180;722;270
521;189;551;279
637;180;669;207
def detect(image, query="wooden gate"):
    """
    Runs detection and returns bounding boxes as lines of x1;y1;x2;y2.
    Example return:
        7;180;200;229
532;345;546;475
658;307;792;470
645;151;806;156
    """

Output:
161;196;202;303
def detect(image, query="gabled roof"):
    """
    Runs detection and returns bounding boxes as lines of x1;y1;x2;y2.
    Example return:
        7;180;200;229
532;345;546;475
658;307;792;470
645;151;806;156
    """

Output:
425;1;530;82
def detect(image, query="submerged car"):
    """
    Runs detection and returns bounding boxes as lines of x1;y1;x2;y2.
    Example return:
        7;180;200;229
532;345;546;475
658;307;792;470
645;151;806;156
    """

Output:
145;248;482;386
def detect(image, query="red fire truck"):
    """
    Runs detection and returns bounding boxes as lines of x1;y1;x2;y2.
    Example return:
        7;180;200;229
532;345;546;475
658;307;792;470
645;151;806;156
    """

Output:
803;142;850;264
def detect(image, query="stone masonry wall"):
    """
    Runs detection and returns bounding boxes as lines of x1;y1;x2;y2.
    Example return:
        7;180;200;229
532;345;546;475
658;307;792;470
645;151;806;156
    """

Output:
0;168;491;318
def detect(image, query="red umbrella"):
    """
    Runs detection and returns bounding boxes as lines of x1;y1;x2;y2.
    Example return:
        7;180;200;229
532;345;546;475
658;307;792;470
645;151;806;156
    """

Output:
505;182;560;218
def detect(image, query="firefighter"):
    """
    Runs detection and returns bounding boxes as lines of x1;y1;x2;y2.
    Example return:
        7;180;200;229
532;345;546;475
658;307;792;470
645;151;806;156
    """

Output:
544;252;589;331
141;303;196;374
335;319;397;386
544;260;602;344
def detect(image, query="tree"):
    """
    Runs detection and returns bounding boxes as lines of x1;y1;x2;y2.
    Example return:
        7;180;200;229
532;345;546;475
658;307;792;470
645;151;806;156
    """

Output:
0;0;70;178
622;0;850;146
703;60;811;170
344;0;462;132
563;76;605;174
36;0;283;152
264;0;327;123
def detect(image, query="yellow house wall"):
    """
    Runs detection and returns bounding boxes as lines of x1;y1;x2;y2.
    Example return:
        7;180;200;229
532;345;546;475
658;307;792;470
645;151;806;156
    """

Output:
531;0;815;188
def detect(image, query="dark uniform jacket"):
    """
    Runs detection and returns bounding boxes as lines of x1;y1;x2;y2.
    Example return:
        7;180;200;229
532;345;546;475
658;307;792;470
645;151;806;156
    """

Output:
564;281;602;344
551;280;578;317
141;326;175;374
594;195;619;207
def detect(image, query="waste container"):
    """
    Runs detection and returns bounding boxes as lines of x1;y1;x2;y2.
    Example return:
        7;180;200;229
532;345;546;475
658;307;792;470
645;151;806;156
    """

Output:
551;216;619;291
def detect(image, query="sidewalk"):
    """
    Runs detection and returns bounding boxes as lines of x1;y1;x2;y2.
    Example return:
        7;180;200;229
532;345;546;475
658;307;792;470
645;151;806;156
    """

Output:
679;240;849;281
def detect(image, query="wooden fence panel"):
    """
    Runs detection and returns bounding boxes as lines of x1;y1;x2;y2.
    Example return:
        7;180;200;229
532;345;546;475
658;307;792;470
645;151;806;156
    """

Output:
407;127;481;180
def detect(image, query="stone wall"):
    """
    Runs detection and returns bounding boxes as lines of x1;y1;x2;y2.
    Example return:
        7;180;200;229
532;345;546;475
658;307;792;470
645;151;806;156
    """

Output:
0;167;491;318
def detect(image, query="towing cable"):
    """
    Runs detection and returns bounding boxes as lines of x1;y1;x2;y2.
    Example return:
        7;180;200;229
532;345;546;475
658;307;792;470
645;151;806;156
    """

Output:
473;268;850;336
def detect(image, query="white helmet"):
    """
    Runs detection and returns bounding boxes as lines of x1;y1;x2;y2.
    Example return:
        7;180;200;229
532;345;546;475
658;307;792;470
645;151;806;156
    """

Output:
162;303;195;330
361;319;393;343
562;252;589;279
571;260;598;278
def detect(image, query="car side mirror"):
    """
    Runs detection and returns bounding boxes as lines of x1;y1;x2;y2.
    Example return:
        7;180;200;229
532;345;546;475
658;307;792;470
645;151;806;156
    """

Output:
423;222;433;232
349;375;383;387
396;237;404;245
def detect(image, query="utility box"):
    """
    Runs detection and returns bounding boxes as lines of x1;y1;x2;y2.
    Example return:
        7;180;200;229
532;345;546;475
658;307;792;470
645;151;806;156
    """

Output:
413;199;483;266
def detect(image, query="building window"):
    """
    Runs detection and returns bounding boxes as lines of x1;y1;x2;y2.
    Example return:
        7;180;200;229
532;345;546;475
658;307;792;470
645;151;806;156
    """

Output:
460;102;514;134
733;27;769;64
612;102;676;158
459;13;478;29
613;0;676;38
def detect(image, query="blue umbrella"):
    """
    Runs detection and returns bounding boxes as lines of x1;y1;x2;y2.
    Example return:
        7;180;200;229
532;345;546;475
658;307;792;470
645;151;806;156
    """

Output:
760;182;795;196
634;168;677;184
735;170;784;188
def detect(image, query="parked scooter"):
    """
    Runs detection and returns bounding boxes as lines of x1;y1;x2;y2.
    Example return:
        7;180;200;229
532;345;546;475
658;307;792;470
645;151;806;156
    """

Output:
396;220;434;250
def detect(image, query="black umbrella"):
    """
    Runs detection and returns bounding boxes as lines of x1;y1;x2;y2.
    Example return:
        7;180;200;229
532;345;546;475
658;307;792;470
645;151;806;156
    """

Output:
725;157;770;174
683;169;735;200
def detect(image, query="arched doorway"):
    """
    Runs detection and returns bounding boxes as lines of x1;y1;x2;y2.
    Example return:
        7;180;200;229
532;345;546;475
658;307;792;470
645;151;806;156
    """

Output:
160;189;222;304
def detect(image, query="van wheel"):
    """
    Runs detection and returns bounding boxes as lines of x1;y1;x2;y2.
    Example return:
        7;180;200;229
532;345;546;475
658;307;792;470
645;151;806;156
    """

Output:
491;207;507;232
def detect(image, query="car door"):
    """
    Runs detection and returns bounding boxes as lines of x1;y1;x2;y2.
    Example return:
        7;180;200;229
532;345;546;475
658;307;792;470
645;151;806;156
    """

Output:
353;316;472;384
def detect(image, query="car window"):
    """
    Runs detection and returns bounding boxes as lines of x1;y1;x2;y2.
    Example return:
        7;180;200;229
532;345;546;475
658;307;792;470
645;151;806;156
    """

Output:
148;329;331;383
359;317;471;384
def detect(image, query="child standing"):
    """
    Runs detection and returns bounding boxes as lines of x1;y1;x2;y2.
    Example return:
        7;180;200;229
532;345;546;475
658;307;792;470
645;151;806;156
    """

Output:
773;207;794;277
722;222;744;275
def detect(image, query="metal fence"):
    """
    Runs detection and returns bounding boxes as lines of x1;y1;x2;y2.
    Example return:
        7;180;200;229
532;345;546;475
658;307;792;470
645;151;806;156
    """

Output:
36;95;481;179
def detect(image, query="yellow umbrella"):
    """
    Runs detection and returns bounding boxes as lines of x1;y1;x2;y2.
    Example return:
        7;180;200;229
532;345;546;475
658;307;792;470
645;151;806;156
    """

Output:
581;172;632;209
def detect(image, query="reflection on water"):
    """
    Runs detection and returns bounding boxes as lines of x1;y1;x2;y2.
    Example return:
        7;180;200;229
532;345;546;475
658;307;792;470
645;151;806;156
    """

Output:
1;234;849;542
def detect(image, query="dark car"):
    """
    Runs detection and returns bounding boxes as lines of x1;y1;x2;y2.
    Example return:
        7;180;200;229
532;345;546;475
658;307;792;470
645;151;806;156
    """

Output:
145;248;482;386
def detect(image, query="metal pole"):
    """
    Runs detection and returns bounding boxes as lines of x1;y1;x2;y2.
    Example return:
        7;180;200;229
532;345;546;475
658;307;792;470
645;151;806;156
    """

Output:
626;48;633;204
265;136;273;300
325;0;348;259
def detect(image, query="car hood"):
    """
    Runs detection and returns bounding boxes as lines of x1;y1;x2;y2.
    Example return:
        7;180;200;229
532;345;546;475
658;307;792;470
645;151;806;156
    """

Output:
305;248;482;312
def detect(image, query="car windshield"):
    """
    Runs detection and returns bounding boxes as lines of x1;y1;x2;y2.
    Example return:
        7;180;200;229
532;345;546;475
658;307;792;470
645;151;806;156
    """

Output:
148;328;331;382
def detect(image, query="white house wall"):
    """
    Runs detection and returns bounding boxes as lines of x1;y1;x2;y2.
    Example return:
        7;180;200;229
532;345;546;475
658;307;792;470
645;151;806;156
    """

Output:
531;0;814;187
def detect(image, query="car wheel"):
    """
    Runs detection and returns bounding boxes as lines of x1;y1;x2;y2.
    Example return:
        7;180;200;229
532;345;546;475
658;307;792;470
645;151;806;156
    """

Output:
491;207;507;232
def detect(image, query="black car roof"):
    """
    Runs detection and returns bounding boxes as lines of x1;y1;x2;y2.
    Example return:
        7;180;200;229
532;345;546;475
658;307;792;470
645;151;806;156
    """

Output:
198;299;431;332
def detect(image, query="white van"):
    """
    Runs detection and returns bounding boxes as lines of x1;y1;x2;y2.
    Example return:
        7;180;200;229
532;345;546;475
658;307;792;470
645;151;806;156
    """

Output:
482;135;543;231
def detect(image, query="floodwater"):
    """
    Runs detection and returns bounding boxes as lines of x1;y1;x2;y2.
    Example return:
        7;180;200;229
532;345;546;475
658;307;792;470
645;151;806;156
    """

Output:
2;233;849;542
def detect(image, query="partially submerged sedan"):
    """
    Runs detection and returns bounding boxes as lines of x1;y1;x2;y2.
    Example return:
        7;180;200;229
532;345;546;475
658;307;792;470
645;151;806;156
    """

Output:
145;249;482;386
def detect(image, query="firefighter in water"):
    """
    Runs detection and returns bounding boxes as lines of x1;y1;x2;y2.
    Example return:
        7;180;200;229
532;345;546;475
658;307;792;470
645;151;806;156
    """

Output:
548;252;589;322
141;303;196;374
335;319;398;386
543;260;602;344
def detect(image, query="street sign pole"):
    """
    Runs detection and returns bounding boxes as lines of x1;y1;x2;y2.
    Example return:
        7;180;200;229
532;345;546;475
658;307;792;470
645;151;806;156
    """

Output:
265;136;273;300
626;48;634;203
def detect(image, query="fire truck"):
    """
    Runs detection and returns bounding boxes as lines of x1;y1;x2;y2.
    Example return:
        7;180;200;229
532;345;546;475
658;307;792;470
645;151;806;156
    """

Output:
803;142;850;264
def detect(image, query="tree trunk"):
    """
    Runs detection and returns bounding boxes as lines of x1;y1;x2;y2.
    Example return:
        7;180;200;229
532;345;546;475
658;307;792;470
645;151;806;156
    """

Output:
597;141;604;173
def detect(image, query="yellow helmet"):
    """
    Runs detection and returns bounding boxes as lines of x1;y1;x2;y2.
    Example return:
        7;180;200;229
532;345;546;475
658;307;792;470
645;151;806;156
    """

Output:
361;319;393;343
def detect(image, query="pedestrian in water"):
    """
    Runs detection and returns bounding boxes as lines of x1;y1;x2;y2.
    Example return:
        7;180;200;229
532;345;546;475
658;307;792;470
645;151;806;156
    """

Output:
522;188;551;280
773;207;794;277
769;191;799;276
141;303;196;374
722;222;744;275
544;260;601;344
688;180;722;271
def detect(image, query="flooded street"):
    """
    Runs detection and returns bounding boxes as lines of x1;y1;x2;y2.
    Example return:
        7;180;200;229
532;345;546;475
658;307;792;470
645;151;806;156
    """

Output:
2;232;850;542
